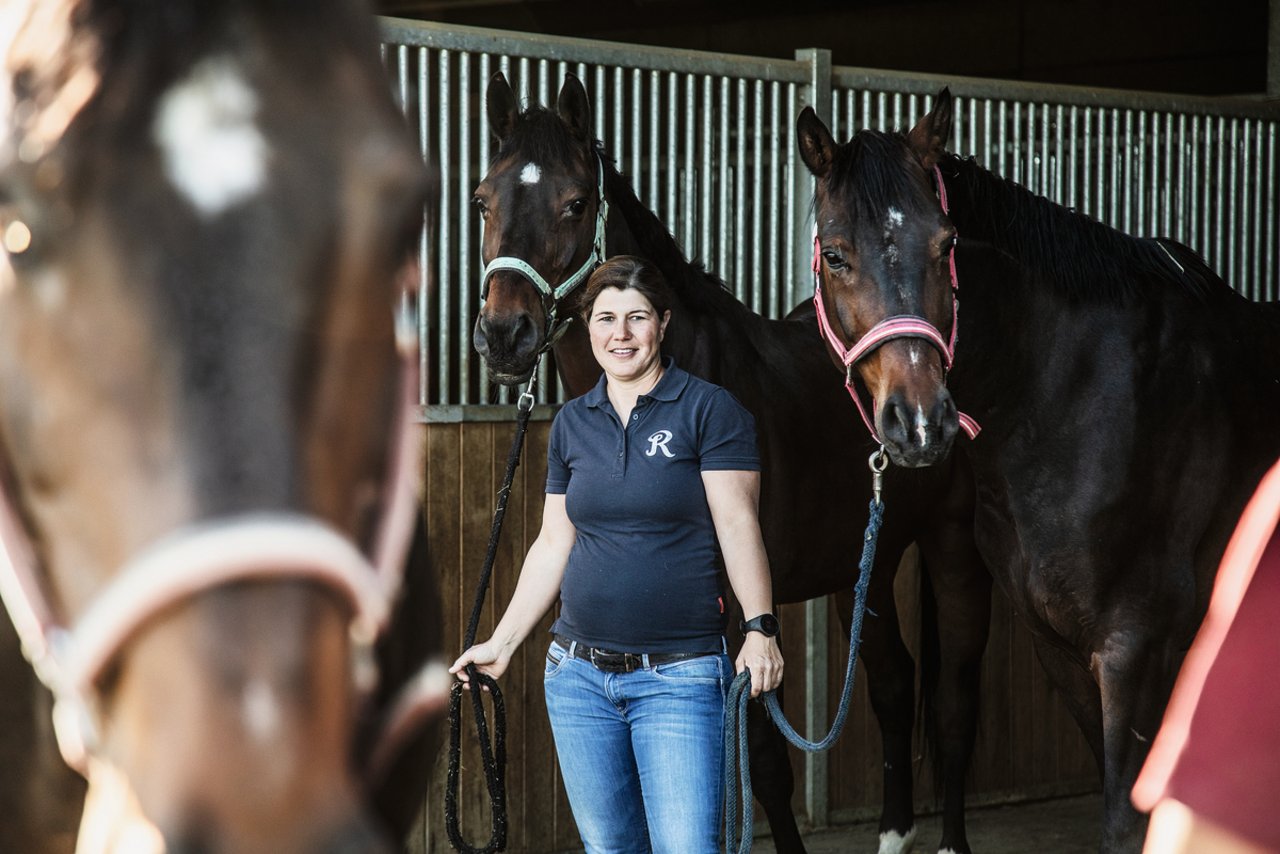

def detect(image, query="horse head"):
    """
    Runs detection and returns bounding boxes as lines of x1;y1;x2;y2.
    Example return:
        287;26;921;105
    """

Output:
798;89;963;468
0;1;431;850
472;71;604;387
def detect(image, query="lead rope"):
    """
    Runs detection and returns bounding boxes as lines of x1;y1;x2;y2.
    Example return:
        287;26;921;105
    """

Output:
724;449;888;854
444;367;543;853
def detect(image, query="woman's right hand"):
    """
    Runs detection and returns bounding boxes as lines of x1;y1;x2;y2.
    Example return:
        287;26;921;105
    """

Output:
449;640;510;685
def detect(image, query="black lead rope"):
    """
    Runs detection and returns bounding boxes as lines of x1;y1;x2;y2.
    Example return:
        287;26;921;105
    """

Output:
444;375;541;853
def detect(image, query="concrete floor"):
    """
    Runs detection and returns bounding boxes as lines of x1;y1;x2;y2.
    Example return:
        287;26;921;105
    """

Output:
752;793;1103;854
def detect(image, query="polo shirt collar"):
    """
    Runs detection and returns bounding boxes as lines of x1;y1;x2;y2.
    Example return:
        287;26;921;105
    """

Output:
583;356;689;408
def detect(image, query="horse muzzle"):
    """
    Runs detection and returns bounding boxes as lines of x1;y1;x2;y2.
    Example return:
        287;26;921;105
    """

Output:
876;389;960;468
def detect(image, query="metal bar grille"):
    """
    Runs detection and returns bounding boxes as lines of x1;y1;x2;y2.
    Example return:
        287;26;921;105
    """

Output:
380;18;1280;408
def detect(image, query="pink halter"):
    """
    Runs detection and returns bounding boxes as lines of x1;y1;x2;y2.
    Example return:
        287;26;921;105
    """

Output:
812;165;980;443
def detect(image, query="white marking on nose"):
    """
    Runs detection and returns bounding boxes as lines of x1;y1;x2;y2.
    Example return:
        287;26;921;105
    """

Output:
915;403;928;447
909;348;921;367
153;56;268;217
242;679;282;743
519;162;541;185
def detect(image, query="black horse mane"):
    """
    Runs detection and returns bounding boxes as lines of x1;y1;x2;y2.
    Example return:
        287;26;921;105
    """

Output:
940;150;1227;303
598;155;744;317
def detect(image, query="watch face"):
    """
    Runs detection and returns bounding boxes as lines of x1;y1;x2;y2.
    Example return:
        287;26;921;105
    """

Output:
743;614;779;636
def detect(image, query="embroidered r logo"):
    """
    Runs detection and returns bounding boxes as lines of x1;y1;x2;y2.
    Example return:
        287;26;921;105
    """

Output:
645;429;675;458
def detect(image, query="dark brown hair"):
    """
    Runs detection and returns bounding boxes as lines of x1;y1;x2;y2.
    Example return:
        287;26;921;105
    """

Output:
579;255;674;321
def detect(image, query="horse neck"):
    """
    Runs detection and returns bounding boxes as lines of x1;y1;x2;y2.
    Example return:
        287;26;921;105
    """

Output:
601;166;769;380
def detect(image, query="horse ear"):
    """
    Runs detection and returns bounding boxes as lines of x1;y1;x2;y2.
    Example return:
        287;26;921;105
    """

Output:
907;87;953;170
557;74;591;142
487;72;519;143
796;107;837;179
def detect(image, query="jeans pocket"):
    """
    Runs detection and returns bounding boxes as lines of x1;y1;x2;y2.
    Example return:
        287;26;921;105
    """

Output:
652;653;722;684
544;640;570;680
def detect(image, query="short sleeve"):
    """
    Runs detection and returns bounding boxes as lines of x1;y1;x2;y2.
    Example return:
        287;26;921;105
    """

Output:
697;388;760;472
545;409;570;494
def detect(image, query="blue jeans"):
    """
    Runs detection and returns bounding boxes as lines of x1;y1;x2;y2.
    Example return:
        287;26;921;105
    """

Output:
543;639;731;854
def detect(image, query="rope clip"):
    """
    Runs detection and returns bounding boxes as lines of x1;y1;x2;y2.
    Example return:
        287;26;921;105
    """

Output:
869;446;889;506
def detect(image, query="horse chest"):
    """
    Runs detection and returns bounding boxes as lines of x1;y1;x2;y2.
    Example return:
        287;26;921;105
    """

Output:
970;463;1111;645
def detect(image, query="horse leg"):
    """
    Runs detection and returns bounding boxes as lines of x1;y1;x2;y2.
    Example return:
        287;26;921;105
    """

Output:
1030;637;1104;774
1093;628;1182;853
747;682;807;854
840;550;918;854
914;535;991;854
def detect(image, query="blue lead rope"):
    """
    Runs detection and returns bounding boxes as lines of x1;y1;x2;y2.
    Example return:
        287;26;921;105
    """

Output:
723;497;885;854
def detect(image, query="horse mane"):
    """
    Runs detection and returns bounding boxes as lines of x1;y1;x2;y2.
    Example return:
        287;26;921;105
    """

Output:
940;151;1227;303
597;153;743;318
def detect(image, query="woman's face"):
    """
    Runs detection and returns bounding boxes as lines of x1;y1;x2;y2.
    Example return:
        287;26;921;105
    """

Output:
587;286;670;385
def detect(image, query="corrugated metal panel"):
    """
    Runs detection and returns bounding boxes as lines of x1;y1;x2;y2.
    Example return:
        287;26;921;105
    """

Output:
377;17;1280;408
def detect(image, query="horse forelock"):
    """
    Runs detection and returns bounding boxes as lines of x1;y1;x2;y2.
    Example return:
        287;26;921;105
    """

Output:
595;152;736;317
493;107;590;175
823;131;936;228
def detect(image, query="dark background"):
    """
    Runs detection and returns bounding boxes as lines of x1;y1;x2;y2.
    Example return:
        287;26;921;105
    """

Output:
378;0;1277;97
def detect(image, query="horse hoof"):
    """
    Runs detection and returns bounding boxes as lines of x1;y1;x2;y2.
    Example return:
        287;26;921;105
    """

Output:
878;826;917;854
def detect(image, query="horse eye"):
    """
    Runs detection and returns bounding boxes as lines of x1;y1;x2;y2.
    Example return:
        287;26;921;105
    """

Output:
565;198;588;218
471;196;489;218
822;250;847;271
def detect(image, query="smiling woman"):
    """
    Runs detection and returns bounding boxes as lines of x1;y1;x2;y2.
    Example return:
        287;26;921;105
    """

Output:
452;255;783;854
0;1;445;853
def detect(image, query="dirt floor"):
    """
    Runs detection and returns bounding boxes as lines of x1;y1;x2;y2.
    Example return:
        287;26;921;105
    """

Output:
752;793;1103;853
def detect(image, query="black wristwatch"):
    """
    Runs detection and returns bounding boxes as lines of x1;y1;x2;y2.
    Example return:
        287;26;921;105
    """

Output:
740;613;780;638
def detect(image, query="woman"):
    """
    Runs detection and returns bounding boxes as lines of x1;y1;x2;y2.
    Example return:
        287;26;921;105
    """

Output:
450;255;783;854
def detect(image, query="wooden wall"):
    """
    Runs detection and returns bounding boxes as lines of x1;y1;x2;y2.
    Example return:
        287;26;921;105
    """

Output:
410;418;1097;853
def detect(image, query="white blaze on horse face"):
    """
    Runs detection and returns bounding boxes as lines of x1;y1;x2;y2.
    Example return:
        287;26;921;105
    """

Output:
884;208;905;267
153;56;268;218
519;162;541;185
242;678;282;743
915;403;929;447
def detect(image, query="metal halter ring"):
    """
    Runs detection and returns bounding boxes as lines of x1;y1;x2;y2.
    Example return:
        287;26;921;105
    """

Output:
869;446;889;505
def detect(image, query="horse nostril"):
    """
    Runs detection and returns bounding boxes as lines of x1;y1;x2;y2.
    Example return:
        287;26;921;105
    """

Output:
879;397;915;448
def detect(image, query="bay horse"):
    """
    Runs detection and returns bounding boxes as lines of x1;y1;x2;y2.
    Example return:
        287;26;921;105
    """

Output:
0;1;446;851
798;88;1280;851
473;72;993;854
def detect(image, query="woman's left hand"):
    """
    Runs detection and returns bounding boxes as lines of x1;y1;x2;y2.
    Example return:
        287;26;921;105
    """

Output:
736;632;784;698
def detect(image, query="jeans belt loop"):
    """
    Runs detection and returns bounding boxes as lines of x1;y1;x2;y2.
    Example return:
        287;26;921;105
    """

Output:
641;653;651;669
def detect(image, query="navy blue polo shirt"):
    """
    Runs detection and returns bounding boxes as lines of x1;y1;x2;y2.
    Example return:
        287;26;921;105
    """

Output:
546;358;760;654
